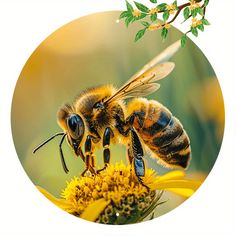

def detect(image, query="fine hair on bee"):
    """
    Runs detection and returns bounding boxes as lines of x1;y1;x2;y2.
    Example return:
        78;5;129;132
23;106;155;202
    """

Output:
33;40;191;181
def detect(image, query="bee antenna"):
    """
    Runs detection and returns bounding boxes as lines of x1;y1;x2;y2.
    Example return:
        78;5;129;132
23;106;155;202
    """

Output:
59;133;69;174
32;132;65;154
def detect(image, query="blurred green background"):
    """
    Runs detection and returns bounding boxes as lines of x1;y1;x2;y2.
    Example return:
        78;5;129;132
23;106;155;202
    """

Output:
11;12;224;217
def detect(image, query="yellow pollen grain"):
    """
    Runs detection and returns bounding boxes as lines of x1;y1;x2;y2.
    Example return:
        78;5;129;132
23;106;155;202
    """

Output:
84;186;90;195
102;182;109;192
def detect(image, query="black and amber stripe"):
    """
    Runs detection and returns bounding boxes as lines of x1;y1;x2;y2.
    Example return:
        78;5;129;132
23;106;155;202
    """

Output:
129;99;191;169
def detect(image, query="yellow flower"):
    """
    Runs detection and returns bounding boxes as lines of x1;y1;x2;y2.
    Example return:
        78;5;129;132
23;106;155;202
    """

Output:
132;9;141;18
149;8;159;15
164;23;171;29
189;0;201;10
166;4;177;14
37;161;202;224
148;23;162;31
191;17;202;27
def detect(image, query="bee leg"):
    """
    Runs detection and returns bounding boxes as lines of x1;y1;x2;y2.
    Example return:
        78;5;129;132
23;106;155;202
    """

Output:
81;135;96;176
127;143;147;189
130;128;149;190
97;127;113;174
126;143;133;165
89;154;96;176
117;112;145;136
127;111;145;127
78;147;85;162
130;128;144;176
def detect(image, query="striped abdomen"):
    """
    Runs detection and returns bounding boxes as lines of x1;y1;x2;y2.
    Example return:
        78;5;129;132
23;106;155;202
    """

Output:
127;98;191;169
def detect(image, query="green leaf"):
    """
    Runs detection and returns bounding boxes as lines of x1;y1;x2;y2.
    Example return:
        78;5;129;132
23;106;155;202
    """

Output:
202;18;210;25
191;8;197;17
157;3;167;11
173;0;177;6
191;27;198;37
181;35;187;48
126;0;134;12
135;28;147;42
150;13;157;22
204;0;209;6
183;7;190;20
163;10;170;22
139;13;148;19
119;11;130;19
161;28;168;40
197;7;204;16
150;0;157;3
141;21;150;27
125;15;134;27
134;1;149;13
197;23;204;31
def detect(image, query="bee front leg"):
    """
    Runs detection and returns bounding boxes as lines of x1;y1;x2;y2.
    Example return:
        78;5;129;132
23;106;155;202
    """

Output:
81;135;96;176
78;147;86;162
97;127;113;174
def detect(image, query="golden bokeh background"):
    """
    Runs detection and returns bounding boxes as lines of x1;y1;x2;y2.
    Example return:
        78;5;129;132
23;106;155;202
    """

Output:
11;12;224;218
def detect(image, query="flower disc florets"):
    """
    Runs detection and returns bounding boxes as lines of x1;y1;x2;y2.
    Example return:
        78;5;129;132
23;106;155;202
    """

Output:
61;162;160;223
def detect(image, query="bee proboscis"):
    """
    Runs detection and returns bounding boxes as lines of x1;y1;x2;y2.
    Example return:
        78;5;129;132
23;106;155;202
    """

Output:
33;40;191;180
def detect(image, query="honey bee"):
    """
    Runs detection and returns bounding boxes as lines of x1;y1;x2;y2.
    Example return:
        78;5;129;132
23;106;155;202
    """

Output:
33;40;191;181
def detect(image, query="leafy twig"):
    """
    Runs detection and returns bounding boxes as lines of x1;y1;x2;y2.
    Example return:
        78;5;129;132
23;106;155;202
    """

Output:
119;0;210;47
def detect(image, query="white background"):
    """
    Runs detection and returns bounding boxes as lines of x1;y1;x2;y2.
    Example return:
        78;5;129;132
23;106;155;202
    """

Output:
0;0;235;235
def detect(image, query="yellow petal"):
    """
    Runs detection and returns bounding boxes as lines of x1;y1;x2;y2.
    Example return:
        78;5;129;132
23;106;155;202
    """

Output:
157;170;186;182
165;188;195;197
37;186;72;210
148;179;202;193
80;198;110;222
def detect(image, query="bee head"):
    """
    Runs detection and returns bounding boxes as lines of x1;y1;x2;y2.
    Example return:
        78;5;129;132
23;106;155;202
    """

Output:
33;107;85;174
66;113;85;155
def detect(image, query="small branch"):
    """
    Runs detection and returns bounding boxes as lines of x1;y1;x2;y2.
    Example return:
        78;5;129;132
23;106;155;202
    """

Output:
203;6;206;18
158;2;190;14
181;4;206;24
185;30;191;35
163;0;205;26
120;0;210;44
163;3;190;26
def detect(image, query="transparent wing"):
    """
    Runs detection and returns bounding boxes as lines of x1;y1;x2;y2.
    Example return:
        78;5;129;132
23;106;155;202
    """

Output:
130;40;181;80
104;40;181;104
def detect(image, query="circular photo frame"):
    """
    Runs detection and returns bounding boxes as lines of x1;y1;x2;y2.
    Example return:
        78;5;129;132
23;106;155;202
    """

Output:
11;11;224;224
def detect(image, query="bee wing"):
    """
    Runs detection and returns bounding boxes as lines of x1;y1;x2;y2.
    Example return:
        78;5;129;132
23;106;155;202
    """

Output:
104;62;175;104
117;83;161;100
131;40;181;80
104;40;180;104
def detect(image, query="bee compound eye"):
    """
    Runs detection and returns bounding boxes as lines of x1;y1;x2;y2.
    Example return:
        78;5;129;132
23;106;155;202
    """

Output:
67;114;84;137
